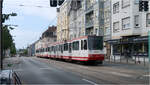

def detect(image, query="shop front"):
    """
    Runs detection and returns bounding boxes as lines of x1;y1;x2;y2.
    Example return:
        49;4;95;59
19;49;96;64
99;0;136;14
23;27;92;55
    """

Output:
108;36;148;59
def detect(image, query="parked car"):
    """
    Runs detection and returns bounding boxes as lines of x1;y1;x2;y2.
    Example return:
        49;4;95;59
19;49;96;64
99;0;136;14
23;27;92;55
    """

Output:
0;70;21;85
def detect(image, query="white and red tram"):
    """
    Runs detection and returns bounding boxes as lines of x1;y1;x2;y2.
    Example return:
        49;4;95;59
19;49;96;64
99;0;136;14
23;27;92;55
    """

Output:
36;36;105;64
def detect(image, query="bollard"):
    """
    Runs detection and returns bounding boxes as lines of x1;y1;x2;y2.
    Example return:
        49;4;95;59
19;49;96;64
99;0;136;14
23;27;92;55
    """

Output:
114;55;116;63
135;55;136;64
144;54;146;66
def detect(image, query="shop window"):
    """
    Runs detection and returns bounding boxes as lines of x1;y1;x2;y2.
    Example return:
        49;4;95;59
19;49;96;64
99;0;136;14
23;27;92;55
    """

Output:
133;43;143;53
113;45;121;55
144;43;148;56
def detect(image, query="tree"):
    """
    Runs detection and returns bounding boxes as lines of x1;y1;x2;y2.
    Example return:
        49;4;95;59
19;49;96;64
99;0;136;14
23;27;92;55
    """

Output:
2;13;17;56
10;43;16;55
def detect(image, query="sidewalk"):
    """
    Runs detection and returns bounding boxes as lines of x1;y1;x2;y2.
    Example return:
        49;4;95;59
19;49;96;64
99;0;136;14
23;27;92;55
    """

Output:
3;57;20;70
105;56;149;66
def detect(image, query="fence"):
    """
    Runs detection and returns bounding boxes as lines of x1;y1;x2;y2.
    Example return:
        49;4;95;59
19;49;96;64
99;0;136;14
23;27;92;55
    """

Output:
105;52;148;66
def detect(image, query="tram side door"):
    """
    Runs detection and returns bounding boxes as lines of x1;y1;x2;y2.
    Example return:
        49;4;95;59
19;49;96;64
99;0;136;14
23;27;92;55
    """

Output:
69;43;72;53
69;43;72;59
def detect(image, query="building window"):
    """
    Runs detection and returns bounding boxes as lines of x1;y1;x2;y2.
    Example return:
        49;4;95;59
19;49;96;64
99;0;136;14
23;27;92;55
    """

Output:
122;17;130;30
113;2;119;14
105;27;110;35
113;22;119;32
134;15;140;27
146;13;150;27
122;0;130;8
134;0;139;4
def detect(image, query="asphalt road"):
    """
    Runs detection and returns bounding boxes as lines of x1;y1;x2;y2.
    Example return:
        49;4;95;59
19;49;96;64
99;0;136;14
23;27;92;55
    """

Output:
14;57;92;84
13;57;149;85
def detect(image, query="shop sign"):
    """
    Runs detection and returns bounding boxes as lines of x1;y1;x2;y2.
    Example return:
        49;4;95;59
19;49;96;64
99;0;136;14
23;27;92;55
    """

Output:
107;39;120;44
133;36;148;42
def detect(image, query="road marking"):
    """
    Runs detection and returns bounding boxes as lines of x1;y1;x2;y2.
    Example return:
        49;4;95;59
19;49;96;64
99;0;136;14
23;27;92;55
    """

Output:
78;66;89;69
39;68;52;70
82;79;98;85
109;72;132;77
143;75;150;77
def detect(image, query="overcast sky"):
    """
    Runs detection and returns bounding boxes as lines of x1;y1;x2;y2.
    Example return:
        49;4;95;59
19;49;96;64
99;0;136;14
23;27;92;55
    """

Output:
3;0;57;49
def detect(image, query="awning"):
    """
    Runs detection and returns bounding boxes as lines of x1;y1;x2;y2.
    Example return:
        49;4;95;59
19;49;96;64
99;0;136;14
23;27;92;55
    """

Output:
107;36;148;44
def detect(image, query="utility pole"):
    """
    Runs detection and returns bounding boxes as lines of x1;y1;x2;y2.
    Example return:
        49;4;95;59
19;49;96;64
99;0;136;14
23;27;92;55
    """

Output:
0;0;3;70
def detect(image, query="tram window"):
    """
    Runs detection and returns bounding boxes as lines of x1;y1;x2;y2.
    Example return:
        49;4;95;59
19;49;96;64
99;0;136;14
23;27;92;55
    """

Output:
61;45;63;53
46;48;48;52
56;45;58;51
49;48;50;51
64;43;68;51
44;48;46;52
69;43;72;53
88;37;103;50
73;41;79;50
54;46;56;53
81;40;83;50
55;46;57;51
58;45;60;51
84;40;87;50
52;46;54;52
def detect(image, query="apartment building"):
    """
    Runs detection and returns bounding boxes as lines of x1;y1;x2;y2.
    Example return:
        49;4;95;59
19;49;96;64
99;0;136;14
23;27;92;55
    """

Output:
104;0;111;58
57;1;69;41
68;0;85;40
108;0;149;59
57;0;104;40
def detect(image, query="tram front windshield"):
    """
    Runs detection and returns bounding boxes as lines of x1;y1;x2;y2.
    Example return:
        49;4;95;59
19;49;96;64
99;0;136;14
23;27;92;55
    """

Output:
88;36;103;50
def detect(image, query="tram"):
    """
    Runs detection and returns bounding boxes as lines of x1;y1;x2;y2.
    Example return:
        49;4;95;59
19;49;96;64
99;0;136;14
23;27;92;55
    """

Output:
36;36;105;64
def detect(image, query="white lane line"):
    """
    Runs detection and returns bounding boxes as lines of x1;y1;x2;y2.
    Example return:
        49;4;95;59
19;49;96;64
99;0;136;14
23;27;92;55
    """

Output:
143;75;150;77
39;68;52;70
109;72;132;77
78;66;89;69
82;79;98;85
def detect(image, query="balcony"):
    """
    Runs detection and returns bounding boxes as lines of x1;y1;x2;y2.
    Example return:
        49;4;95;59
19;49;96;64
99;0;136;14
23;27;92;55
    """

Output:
85;20;94;28
85;5;94;14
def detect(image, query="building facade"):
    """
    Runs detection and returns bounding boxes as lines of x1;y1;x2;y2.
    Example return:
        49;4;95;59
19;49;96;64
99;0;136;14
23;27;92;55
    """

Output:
108;0;149;59
104;0;112;58
68;0;85;40
57;1;69;41
27;43;35;56
57;0;104;41
35;26;57;54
